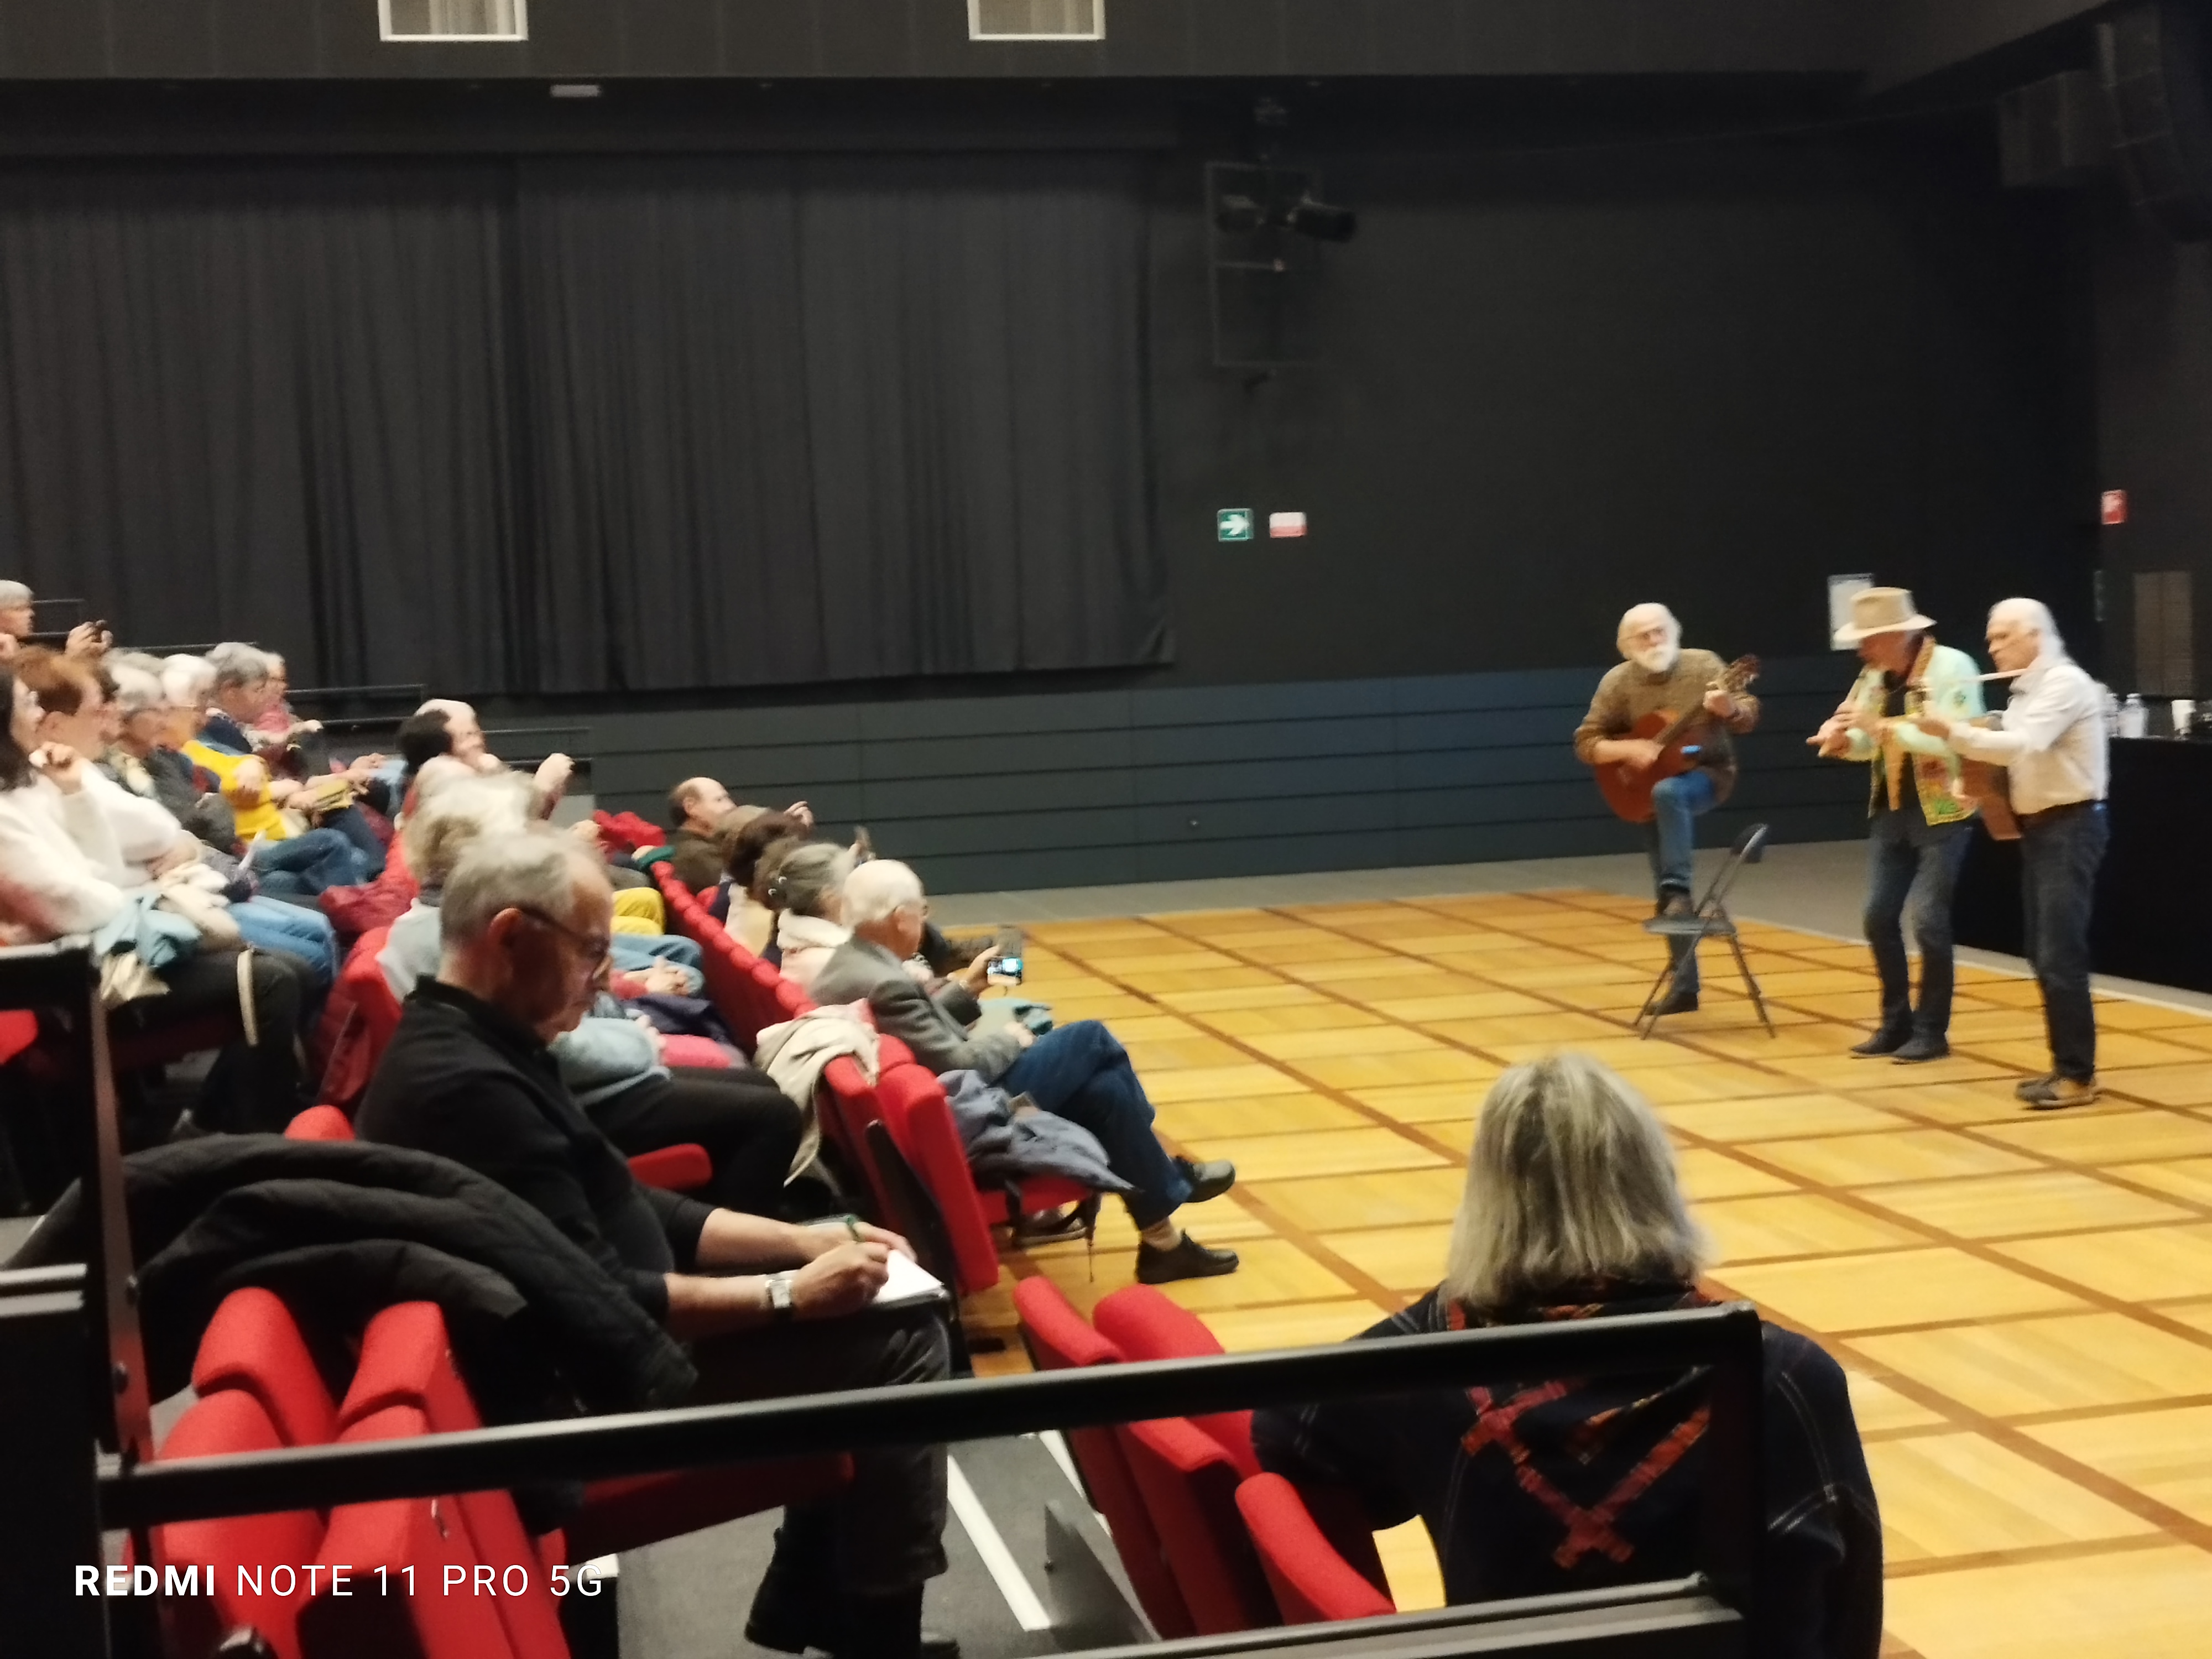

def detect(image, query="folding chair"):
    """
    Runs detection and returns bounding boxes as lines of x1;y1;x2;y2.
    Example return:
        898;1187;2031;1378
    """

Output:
1637;821;1773;1038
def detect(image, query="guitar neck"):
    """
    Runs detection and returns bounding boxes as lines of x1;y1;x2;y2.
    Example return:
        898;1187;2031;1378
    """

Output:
1650;704;1709;750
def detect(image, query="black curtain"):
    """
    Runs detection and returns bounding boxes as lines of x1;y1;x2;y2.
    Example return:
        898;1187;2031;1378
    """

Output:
0;154;1165;694
0;164;522;687
515;153;1163;691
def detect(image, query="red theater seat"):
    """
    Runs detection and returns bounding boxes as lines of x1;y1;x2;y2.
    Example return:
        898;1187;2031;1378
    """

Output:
340;1300;850;1568
1236;1473;1395;1625
153;1389;325;1659
191;1287;340;1451
1120;1415;1279;1634
285;1104;357;1142
301;1405;529;1659
1093;1285;1257;1477
1010;1276;1194;1638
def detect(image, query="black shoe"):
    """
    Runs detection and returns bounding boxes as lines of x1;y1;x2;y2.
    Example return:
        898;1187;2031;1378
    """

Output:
1850;1028;1910;1057
1013;1206;1091;1245
750;1586;958;1659
1175;1156;1236;1204
1892;1034;1950;1063
1655;889;1695;921
1650;987;1699;1017
1136;1233;1240;1284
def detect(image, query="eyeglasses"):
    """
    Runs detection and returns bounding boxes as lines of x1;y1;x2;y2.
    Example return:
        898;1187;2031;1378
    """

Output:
514;906;613;967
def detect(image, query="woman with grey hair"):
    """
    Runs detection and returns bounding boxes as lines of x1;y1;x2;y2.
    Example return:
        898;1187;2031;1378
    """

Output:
1254;1053;1880;1657
759;839;857;993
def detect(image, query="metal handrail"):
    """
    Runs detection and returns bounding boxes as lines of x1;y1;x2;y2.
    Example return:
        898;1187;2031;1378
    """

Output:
98;1307;1764;1528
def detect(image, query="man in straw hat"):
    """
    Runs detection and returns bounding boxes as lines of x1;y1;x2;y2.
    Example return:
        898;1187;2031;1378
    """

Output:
1810;586;1985;1062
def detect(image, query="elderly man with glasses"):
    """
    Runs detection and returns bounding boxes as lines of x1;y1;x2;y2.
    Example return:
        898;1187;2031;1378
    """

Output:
357;828;953;1659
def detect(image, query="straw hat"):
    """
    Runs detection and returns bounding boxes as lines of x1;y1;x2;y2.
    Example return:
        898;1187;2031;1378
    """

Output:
1833;586;1936;643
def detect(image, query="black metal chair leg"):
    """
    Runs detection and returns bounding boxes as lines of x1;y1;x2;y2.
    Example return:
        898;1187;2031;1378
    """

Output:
1726;928;1775;1037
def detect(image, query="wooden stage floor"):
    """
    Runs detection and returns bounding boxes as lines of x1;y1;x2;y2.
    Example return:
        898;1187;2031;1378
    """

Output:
959;889;2212;1659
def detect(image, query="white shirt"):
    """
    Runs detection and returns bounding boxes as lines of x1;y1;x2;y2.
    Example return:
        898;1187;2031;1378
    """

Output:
1947;653;2108;816
0;776;126;943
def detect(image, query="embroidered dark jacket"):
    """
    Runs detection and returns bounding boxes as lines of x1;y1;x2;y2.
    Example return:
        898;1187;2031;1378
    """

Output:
1253;1285;1881;1659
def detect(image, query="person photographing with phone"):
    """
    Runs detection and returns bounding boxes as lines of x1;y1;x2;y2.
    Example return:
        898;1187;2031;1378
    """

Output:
810;859;1241;1285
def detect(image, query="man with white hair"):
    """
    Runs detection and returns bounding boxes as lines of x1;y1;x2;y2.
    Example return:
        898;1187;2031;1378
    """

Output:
1916;598;2109;1108
358;830;950;1659
1573;603;1760;1013
812;859;1240;1284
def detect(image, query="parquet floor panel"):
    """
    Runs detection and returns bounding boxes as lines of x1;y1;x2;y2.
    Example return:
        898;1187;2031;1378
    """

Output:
984;889;2212;1649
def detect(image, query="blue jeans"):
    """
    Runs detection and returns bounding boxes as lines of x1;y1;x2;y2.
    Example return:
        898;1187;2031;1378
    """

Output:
1865;799;1972;1040
2021;804;2108;1081
319;804;387;882
230;897;340;992
1646;769;1717;994
252;827;367;897
998;1020;1191;1229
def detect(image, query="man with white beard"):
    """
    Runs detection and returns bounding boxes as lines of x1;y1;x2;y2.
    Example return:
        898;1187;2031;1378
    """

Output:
1573;603;1760;1013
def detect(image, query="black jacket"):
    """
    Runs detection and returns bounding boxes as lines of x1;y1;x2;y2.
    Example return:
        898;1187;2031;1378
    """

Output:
10;1136;696;1426
357;979;714;1324
1255;1286;1881;1659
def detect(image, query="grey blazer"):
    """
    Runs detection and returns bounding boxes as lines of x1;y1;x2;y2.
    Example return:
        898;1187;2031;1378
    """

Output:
810;936;1027;1083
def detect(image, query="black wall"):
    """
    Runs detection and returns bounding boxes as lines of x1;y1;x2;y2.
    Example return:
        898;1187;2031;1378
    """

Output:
0;82;2097;889
2094;197;2212;696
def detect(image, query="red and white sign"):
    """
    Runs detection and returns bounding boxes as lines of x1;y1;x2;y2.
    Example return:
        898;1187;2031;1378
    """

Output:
1268;511;1307;538
2101;489;2128;526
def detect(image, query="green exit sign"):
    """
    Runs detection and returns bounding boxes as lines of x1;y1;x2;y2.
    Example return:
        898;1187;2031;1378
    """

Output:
1217;508;1253;541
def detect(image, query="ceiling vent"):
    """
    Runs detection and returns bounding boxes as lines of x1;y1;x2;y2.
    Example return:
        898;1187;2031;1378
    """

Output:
968;0;1103;41
379;0;528;42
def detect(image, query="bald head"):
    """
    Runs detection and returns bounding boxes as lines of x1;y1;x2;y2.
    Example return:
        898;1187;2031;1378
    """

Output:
669;775;736;836
1618;603;1682;675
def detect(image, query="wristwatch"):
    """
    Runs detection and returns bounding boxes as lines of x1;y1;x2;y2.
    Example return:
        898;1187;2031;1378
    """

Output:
765;1272;796;1322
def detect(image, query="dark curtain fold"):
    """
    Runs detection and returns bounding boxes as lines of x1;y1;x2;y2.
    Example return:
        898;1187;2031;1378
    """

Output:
516;151;1164;692
0;153;1166;696
0;165;519;687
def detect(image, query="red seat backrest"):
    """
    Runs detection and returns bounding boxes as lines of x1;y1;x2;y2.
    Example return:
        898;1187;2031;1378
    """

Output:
1120;1416;1279;1635
302;1405;532;1659
322;926;401;1108
191;1287;340;1450
1011;1277;1195;1639
0;1008;35;1066
154;1389;325;1659
336;1307;570;1659
819;1054;898;1219
1235;1473;1395;1625
286;1104;358;1142
1094;1287;1256;1477
875;1063;1001;1295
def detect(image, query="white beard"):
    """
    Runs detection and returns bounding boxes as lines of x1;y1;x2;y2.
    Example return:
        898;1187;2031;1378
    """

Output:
1631;643;1680;676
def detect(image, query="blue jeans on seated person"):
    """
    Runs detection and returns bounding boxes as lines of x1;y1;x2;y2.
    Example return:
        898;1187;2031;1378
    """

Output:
612;935;704;994
229;897;340;992
997;1020;1191;1229
252;827;367;898
318;804;387;882
1645;768;1717;996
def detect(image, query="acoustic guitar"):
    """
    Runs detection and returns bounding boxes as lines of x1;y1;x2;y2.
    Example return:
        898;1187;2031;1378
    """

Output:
1591;655;1761;825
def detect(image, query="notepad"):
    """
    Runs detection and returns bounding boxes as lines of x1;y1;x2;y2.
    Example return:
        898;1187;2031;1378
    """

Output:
873;1251;950;1311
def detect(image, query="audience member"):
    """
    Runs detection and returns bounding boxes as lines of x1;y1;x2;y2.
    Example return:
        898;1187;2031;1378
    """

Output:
15;651;337;991
1254;1052;1880;1658
667;775;810;891
758;840;857;993
105;662;237;851
411;697;574;816
811;860;1238;1284
717;808;809;948
356;832;950;1659
0;580;106;660
381;781;801;1216
0;663;307;1146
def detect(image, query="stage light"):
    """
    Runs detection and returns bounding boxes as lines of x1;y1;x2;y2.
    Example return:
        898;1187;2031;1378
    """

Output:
1282;192;1357;242
1214;185;1357;243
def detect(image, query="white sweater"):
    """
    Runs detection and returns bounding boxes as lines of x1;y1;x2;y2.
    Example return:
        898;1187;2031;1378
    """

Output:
81;765;191;889
0;777;127;943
